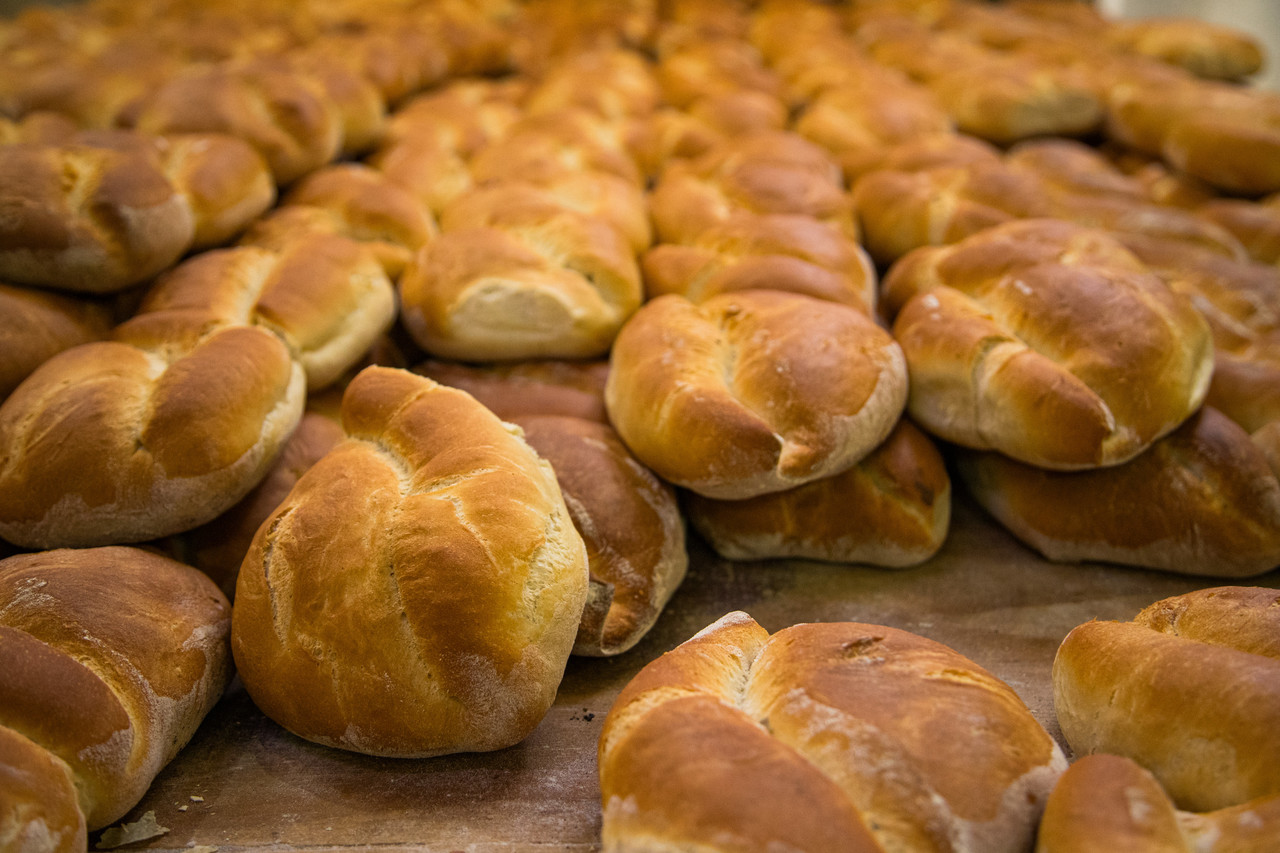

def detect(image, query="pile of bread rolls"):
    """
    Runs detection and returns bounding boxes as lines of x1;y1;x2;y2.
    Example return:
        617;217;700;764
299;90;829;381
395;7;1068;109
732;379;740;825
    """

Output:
1;0;1278;847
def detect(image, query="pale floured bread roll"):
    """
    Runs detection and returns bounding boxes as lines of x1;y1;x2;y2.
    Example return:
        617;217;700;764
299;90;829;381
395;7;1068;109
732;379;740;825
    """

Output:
641;211;877;314
231;367;589;757
599;612;1067;852
1053;586;1280;813
605;290;908;499
1036;753;1280;853
955;407;1280;577
685;417;950;566
0;546;231;834
0;283;113;400
884;219;1214;470
511;414;686;657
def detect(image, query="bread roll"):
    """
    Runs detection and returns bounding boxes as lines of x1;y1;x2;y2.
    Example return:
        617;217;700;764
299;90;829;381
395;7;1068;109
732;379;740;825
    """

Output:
0;237;395;548
884;219;1214;469
1053;586;1280;812
414;358;610;424
1036;753;1280;853
1107;18;1264;82
231;367;589;757
511;414;686;657
599;612;1066;852
398;212;642;362
649;131;855;246
0;284;112;401
641;211;877;313
0;143;195;293
605;290;908;499
686;417;950;566
0;546;231;834
956;407;1280;577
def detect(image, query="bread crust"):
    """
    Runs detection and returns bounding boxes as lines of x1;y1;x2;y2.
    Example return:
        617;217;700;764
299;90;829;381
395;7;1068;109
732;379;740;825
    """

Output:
606;290;908;499
600;613;1066;852
1053;587;1280;812
0;546;231;830
231;367;589;757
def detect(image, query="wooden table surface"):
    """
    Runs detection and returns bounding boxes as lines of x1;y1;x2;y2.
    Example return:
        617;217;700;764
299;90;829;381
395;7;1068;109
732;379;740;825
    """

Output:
107;495;1280;852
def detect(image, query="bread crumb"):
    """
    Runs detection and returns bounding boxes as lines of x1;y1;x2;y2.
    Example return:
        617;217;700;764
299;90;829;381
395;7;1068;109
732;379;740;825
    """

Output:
187;846;218;853
189;795;204;803
95;811;170;849
178;805;189;812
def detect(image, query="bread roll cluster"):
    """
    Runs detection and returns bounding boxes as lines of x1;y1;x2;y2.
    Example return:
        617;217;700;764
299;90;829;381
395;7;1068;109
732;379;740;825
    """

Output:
0;0;1277;845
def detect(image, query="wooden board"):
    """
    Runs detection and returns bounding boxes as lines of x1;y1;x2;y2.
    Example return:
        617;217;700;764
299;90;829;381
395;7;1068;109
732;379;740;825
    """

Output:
105;495;1280;852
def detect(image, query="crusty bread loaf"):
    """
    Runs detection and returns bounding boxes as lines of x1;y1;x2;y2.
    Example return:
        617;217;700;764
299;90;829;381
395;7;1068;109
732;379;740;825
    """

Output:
686;417;950;566
605;290;908;499
599;612;1067;852
0;283;113;401
0;546;231;833
0;237;395;548
649;131;855;245
1036;753;1280;853
231;367;588;757
641;211;877;312
398;211;642;362
956;407;1280;577
414;358;611;424
511;414;686;657
129;63;344;185
0;143;196;293
884;219;1214;470
240;163;437;277
852;160;1052;265
1053;586;1280;812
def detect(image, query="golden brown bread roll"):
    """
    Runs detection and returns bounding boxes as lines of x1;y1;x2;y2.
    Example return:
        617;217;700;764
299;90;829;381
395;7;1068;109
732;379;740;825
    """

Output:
599;612;1067;852
860;23;1103;144
685;417;950;566
510;414;686;657
0;143;195;293
654;37;784;108
0;546;231;834
641;211;877;313
398;210;642;362
956;407;1280;577
129;63;344;185
625;91;789;180
1199;193;1280;266
231;367;588;757
0;283;113;401
1053;586;1280;813
523;48;661;122
883;219;1214;470
467;109;643;188
240;163;438;278
649;131;855;245
0;237;395;548
1036;753;1280;853
852;160;1052;265
605;290;908;499
414;358;611;424
1107;18;1264;82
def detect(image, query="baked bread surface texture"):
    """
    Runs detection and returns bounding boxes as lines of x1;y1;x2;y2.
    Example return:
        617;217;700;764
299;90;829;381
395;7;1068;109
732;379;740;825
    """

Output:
599;612;1066;852
0;546;231;832
883;218;1214;470
605;290;908;499
231;366;589;757
1053;586;1280;813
